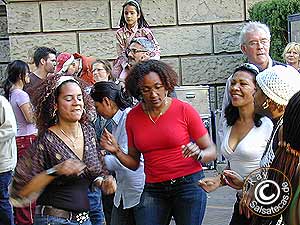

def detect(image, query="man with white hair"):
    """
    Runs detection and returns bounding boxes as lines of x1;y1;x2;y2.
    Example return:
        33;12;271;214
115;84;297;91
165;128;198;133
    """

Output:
218;21;285;141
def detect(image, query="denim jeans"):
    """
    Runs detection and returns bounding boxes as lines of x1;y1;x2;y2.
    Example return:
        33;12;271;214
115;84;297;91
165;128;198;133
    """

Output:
229;194;252;225
111;199;136;225
88;188;105;225
33;214;92;225
134;171;207;225
0;171;14;225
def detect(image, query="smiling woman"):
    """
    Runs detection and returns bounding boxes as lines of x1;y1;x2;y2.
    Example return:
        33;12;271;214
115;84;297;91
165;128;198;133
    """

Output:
10;75;116;225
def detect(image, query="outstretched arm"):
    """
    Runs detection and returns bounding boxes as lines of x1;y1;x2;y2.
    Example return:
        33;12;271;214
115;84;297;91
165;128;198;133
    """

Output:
100;128;141;170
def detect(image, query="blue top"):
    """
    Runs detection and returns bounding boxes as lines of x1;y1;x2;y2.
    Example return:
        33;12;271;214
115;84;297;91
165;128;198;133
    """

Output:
104;108;145;209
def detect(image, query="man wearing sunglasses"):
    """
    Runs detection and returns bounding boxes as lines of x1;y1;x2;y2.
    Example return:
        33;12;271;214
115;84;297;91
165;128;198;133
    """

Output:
218;21;285;141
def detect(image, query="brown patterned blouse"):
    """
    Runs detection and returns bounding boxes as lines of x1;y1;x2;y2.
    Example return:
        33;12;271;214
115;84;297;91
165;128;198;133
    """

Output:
10;123;108;211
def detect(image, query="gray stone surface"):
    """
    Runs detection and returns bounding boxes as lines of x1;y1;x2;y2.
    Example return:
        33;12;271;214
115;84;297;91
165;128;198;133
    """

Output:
0;64;7;87
153;26;212;56
7;2;40;33
181;54;244;85
79;30;116;59
9;33;77;60
41;1;109;32
213;23;245;53
111;0;176;28
0;39;10;62
178;0;244;24
0;16;8;38
246;0;263;19
161;57;180;79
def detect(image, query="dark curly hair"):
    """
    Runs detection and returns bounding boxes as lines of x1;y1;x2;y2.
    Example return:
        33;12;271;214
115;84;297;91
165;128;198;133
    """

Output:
225;65;262;127
90;81;133;111
32;75;95;135
125;60;178;100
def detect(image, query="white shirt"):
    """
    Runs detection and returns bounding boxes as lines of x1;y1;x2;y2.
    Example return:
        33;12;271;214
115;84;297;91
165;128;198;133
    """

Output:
221;116;273;179
104;108;145;209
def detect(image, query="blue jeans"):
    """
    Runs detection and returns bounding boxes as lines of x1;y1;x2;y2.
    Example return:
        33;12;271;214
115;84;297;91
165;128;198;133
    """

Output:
0;171;14;225
88;188;105;225
134;171;207;225
111;199;136;225
34;214;92;225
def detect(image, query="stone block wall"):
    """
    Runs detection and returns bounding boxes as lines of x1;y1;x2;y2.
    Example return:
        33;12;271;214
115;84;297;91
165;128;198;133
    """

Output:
3;0;268;114
4;0;265;87
0;4;9;90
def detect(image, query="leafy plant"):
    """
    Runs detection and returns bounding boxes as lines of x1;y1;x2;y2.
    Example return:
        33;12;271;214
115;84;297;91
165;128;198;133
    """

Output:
249;0;300;61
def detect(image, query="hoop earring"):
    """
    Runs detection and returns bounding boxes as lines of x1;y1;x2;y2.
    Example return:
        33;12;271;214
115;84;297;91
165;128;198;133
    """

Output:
262;99;269;109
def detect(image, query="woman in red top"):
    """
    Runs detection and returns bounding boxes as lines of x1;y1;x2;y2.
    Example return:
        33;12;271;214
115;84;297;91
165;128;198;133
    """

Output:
101;60;216;225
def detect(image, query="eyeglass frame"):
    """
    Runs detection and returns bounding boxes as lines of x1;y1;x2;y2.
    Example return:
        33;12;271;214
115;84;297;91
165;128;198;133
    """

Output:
126;47;148;56
245;39;270;48
140;84;165;95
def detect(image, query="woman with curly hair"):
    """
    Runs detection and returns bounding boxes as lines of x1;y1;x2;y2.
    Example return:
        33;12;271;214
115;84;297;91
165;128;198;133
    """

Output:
10;75;115;225
101;60;216;225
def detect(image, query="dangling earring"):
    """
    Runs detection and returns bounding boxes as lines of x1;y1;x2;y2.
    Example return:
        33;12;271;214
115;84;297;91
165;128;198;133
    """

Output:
52;109;57;118
262;99;269;109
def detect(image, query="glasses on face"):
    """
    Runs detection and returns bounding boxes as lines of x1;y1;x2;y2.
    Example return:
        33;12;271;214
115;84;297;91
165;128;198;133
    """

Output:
234;63;260;76
246;39;270;48
140;84;165;95
126;48;147;55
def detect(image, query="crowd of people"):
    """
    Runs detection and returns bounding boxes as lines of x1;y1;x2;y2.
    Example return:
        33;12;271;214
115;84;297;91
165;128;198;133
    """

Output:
1;0;300;225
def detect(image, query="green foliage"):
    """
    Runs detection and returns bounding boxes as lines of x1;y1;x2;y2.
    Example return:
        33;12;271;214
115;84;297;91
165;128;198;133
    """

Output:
249;0;300;62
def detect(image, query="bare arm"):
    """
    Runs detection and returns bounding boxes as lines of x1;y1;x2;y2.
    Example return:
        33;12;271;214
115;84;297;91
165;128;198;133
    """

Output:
182;133;216;163
100;128;141;170
19;102;35;124
19;159;86;198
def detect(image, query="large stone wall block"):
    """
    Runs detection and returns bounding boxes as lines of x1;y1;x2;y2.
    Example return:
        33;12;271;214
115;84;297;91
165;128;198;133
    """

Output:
161;57;180;77
42;1;109;32
0;39;10;62
154;26;212;56
7;2;40;33
79;31;116;59
0;16;8;37
214;23;245;53
178;0;244;24
111;0;176;28
9;33;77;60
181;54;244;85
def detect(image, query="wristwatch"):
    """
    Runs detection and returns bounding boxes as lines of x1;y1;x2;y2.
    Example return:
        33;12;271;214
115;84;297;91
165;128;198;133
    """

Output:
46;167;59;176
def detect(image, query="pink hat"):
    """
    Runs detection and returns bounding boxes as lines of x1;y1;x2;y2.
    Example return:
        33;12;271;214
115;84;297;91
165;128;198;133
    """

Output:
55;52;75;74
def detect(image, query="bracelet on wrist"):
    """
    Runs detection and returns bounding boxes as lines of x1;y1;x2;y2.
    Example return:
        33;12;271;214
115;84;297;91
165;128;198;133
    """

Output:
220;174;227;186
46;167;59;177
197;150;204;162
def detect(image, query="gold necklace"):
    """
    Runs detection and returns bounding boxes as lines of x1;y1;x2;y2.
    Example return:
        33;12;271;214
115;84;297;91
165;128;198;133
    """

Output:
147;98;169;124
59;123;80;149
